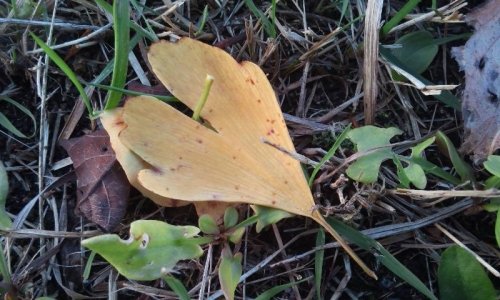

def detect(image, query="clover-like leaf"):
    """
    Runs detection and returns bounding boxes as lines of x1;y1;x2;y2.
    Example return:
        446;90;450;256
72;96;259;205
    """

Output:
401;137;435;189
82;220;205;281
198;214;220;235
219;248;242;300
346;126;403;183
250;205;293;233
438;246;496;300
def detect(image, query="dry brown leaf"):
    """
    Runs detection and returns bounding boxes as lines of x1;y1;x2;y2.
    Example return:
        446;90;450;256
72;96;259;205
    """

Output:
60;130;128;231
452;0;500;162
111;38;376;278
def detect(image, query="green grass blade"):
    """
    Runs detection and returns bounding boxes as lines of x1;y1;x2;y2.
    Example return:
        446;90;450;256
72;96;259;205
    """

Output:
163;275;190;300
381;0;422;36
435;131;475;184
82;251;96;281
104;0;130;110
244;0;276;38
0;112;27;138
195;5;209;35
255;277;310;300
308;125;351;187
0;96;37;138
327;217;438;300
85;82;177;103
314;229;325;300
30;33;93;116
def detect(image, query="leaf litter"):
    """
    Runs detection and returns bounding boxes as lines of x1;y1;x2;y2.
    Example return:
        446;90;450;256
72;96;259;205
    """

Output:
452;0;500;162
3;1;499;298
60;130;129;231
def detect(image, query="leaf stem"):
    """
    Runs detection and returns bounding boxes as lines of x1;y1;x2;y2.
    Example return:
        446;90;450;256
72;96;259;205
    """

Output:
192;75;214;122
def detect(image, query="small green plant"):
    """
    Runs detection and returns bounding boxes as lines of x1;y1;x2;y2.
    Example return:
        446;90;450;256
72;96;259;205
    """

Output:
438;246;496;300
482;155;500;247
344;126;473;188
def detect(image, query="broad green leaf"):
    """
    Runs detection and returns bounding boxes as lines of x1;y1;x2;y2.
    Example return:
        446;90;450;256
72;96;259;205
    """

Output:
390;31;438;75
250;205;293;233
438;246;495;300
435;131;474;184
327;217;437;300
81;220;206;281
224;207;239;229
346;126;402;183
254;277;310;300
484;155;500;178
380;47;460;110
219;249;243;300
163;274;190;300
198;214;220;235
0;161;11;229
315;229;325;300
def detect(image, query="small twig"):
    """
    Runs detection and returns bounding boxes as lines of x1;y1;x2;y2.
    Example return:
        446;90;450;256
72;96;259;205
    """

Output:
261;138;320;167
0;17;102;30
26;23;112;54
435;223;500;278
390;188;500;200
193;75;214;122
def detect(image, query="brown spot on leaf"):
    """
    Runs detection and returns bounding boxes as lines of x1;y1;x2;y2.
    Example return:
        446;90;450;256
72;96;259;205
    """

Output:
196;138;203;144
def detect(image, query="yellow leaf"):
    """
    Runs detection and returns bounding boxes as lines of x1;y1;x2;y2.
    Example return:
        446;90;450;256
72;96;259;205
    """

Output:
115;38;376;279
100;108;188;208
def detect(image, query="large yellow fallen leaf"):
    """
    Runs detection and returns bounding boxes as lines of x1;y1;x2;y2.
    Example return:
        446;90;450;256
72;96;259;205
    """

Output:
101;108;232;221
116;38;375;278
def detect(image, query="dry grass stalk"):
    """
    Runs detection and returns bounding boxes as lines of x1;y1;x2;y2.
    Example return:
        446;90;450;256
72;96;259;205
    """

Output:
363;0;384;124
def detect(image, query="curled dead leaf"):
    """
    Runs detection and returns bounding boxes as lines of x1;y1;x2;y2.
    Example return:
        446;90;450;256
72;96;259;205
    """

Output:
60;130;128;231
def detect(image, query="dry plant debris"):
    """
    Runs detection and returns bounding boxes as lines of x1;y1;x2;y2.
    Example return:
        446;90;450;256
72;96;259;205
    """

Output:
452;0;500;162
60;130;128;231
